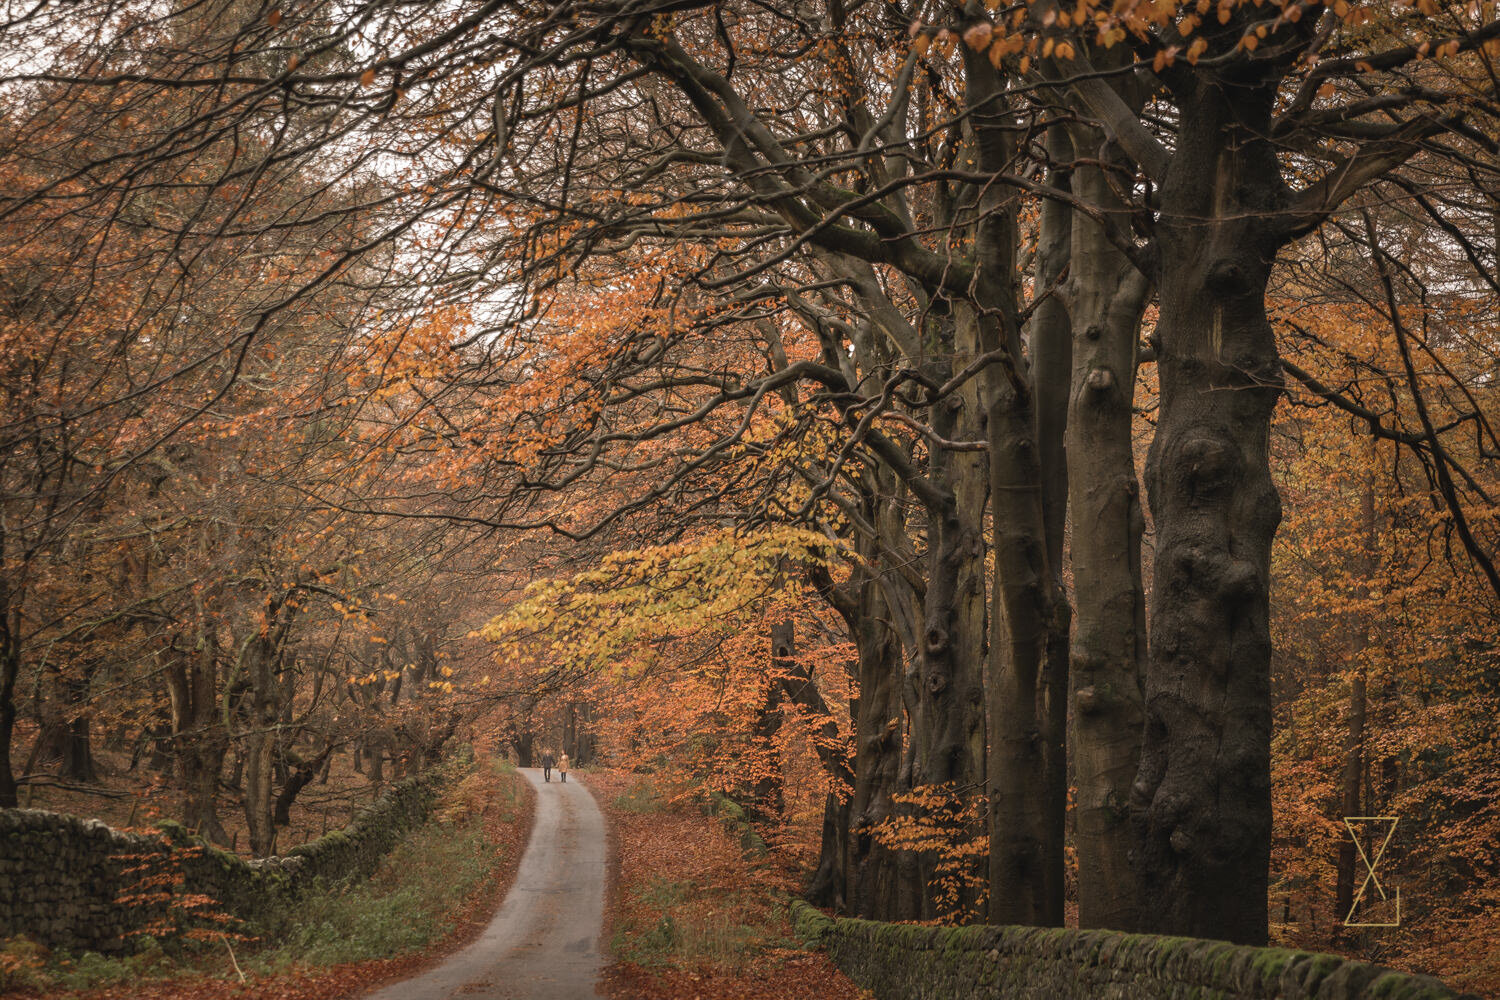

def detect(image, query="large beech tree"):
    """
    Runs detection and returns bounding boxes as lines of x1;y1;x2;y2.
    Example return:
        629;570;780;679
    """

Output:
995;0;1500;941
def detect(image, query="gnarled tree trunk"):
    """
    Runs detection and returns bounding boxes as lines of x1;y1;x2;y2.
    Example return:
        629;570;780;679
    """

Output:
913;313;988;796
1134;80;1285;946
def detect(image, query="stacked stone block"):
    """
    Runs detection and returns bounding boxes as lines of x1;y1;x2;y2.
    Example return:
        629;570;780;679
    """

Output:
790;901;1478;1000
0;776;437;954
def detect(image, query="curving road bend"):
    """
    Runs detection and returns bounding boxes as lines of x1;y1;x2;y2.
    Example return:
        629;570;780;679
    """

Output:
365;767;607;1000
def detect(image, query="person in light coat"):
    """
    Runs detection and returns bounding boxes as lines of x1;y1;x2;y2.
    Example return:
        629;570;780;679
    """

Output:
558;752;570;783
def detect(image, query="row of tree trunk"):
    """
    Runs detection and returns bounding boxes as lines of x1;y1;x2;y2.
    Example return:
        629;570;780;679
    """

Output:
745;76;1303;944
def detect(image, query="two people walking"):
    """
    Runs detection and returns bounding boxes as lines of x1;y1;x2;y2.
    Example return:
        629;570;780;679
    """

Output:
540;749;570;783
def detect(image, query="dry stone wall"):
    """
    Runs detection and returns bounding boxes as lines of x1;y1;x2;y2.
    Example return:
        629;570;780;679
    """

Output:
790;901;1479;1000
0;775;438;954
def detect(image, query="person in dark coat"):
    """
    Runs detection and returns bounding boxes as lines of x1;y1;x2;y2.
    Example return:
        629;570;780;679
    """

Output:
541;750;555;782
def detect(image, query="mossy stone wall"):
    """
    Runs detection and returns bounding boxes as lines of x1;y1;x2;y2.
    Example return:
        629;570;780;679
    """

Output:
0;775;438;954
790;901;1479;1000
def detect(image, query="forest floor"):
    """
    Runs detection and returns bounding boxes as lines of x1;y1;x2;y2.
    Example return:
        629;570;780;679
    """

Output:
1;752;535;999
586;768;865;1000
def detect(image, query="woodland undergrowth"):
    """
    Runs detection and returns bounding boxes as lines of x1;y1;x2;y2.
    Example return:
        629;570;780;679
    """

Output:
588;768;865;1000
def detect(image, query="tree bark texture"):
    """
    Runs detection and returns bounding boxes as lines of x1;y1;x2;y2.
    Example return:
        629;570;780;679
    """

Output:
847;574;907;920
913;311;988;918
985;366;1065;926
1134;80;1285;946
914;314;988;795
1031;132;1075;933
808;791;851;912
1065;135;1150;932
961;47;1067;927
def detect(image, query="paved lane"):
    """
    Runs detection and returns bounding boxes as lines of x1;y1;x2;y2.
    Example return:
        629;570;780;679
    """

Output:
365;767;606;1000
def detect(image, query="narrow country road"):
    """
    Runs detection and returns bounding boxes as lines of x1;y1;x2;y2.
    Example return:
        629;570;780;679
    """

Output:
366;767;607;1000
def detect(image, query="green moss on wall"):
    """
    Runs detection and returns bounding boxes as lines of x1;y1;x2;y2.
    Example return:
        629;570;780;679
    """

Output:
787;901;1478;1000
